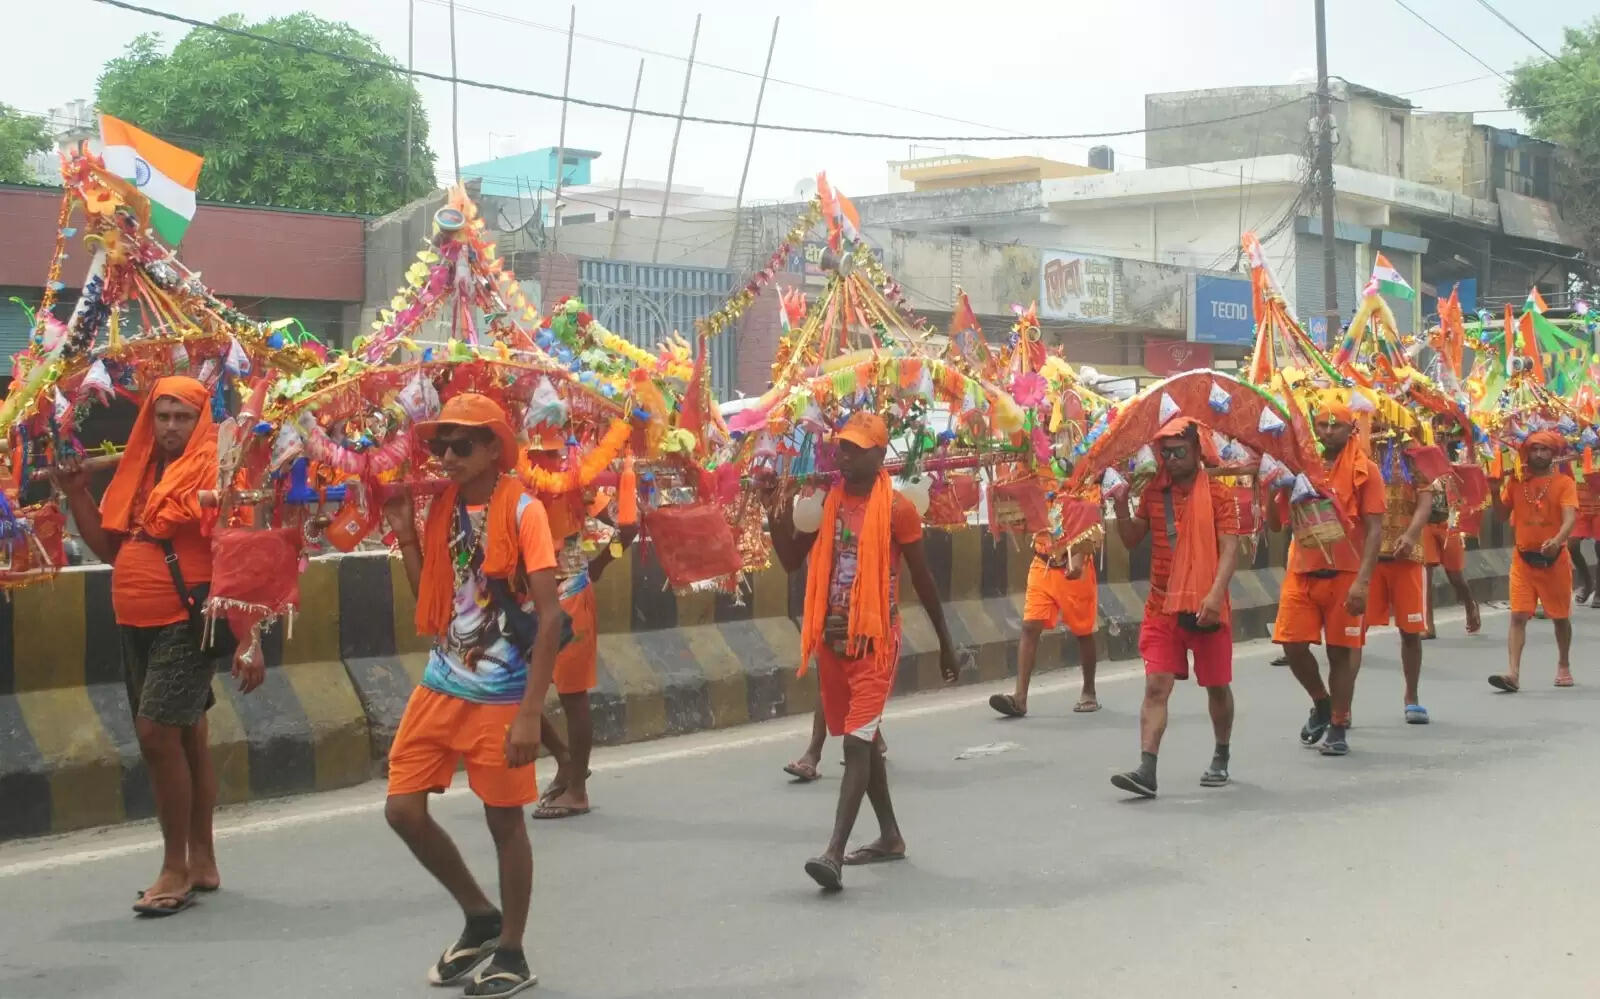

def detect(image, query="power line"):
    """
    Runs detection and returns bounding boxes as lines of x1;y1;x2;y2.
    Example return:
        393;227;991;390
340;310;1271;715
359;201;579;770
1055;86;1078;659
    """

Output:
1470;0;1566;66
1389;0;1512;84
90;0;1312;144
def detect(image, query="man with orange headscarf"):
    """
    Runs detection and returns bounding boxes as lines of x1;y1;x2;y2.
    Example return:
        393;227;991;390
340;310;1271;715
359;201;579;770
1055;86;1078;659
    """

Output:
1270;392;1386;757
53;375;260;917
768;411;959;891
381;393;564;996
1108;419;1245;797
1487;430;1577;692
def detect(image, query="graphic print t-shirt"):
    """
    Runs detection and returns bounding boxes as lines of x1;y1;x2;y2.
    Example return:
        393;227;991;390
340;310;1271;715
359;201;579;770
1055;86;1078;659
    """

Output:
825;491;924;629
420;497;557;704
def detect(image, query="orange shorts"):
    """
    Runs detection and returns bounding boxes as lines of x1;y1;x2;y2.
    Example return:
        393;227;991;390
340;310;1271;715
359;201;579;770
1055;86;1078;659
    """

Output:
1510;551;1573;619
1423;524;1466;572
1022;558;1097;637
553;585;598;695
1273;570;1366;648
1365;559;1426;634
817;640;898;740
387;687;538;807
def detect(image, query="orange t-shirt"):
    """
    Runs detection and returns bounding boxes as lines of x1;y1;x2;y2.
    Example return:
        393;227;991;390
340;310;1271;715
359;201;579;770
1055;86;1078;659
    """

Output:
1137;476;1243;611
1288;455;1387;574
1501;473;1578;550
110;463;213;628
1576;473;1600;516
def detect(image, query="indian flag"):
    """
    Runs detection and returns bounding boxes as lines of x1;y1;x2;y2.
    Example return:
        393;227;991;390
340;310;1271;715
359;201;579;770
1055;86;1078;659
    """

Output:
99;114;203;246
1363;252;1415;301
1525;286;1548;314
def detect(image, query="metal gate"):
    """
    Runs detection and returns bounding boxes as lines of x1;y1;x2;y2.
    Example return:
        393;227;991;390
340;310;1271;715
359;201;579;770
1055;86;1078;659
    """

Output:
577;259;736;401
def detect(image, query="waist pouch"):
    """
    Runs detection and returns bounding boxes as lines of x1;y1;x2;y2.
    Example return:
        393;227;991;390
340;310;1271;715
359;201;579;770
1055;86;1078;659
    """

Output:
1518;548;1558;569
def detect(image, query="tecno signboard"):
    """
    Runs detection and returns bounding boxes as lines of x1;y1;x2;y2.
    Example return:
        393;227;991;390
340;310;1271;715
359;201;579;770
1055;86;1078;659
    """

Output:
1189;273;1255;345
1041;250;1115;323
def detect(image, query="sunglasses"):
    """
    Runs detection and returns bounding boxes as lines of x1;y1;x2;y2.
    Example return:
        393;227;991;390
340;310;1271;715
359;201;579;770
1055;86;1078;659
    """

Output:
1159;444;1191;460
427;437;479;458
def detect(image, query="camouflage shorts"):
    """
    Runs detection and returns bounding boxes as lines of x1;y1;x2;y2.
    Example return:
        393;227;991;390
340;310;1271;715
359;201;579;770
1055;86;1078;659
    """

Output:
120;622;217;727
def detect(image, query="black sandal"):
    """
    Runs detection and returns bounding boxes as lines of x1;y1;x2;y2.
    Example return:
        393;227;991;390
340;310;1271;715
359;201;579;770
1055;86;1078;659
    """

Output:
426;915;502;986
464;954;538;997
804;855;844;891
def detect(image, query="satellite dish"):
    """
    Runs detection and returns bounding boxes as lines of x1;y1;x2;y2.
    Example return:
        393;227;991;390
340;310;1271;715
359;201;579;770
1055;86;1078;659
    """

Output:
791;177;818;202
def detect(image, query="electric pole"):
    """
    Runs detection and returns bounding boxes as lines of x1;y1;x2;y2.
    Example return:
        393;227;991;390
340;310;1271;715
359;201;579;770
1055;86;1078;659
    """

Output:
1313;0;1340;331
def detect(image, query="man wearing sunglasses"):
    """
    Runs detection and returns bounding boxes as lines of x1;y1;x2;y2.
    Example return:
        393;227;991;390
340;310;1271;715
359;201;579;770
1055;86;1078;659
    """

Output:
381;393;564;997
1109;419;1245;797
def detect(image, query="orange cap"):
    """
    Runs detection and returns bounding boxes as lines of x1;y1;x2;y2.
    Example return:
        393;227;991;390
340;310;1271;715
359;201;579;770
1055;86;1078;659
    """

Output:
835;411;889;449
415;393;519;471
1521;429;1565;453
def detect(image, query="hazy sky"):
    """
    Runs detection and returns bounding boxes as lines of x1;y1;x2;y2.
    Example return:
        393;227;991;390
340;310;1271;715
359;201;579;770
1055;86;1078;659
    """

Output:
5;0;1597;208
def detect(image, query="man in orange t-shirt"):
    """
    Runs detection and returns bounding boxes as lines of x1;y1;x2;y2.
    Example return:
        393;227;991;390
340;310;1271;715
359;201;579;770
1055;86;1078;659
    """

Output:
1109;419;1245;797
1566;471;1600;608
1488;431;1577;692
769;412;959;891
1270;397;1386;757
53;376;261;917
1364;454;1438;725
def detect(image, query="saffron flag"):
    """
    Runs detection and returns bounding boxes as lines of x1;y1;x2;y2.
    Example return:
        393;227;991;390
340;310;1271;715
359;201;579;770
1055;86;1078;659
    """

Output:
99;114;203;246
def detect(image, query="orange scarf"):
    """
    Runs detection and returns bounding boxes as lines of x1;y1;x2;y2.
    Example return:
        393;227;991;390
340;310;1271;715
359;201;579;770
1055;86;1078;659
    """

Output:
799;472;895;676
1160;470;1223;621
100;376;217;538
1325;434;1370;524
414;475;529;638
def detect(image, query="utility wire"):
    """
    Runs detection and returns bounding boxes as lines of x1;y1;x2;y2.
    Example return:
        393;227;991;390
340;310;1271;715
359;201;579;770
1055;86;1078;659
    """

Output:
1390;0;1512;84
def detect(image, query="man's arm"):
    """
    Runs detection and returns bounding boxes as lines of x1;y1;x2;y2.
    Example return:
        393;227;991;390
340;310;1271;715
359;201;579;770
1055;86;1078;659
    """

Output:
1490;480;1511;521
1544;506;1578;556
1392;483;1435;561
767;498;817;574
900;538;959;684
507;566;565;768
1113;492;1148;550
383;495;422;596
1344;511;1385;615
49;458;119;563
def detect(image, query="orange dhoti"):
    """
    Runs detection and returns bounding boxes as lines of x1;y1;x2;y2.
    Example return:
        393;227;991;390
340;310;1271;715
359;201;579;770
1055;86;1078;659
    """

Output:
1022;558;1098;637
1510;550;1573;619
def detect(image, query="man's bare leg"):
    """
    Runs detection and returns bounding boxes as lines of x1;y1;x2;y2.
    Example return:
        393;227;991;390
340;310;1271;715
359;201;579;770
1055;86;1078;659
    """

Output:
482;804;534;975
786;702;827;779
1445;568;1480;633
1570;539;1592;602
1203;684;1235;784
538;714;571;802
1400;632;1424;707
1504;612;1531;687
845;735;905;862
1554;617;1573;685
1424;566;1438;638
385;792;497;917
1320;645;1359;755
135;716;194;905
1284;642;1333;746
539;693;592;813
181;716;220;891
1076;634;1100;709
805;733;874;888
995;621;1045;716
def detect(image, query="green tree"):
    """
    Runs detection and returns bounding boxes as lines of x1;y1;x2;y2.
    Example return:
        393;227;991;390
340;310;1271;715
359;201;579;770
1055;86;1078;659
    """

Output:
1506;18;1600;290
0;103;52;184
96;13;437;215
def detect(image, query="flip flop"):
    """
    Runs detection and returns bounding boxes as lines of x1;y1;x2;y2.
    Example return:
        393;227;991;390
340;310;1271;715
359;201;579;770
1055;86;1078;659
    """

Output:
1073;697;1101;713
530;803;590;820
782;761;821;782
1404;704;1430;725
538;768;593;806
988;693;1026;718
1488;674;1520;693
132;890;196;917
804;856;843;891
843;845;906;866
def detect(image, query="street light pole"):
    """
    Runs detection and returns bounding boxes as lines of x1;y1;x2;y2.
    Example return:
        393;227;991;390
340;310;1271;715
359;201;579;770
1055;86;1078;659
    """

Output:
1314;0;1340;329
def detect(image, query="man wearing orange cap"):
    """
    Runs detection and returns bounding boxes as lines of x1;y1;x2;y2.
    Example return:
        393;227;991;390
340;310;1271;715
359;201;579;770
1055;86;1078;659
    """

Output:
1109;419;1245;796
1488;430;1577;692
768;411;960;891
1271;394;1387;757
1363;439;1440;724
382;393;564;996
53;375;259;917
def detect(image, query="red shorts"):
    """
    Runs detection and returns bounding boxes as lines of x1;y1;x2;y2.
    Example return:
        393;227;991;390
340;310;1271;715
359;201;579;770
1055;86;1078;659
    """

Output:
1571;513;1600;540
1365;559;1427;634
1273;570;1366;648
1423;524;1466;572
1510;551;1573;619
1139;612;1232;687
1022;559;1097;636
387;687;538;808
553;585;598;695
816;640;898;740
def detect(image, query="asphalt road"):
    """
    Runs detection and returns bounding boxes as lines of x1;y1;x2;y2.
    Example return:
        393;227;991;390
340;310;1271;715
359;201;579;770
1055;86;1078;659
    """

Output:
1;605;1596;999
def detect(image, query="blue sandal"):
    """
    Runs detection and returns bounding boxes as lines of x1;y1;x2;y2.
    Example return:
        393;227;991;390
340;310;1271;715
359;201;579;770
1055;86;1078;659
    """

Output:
1405;704;1430;725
